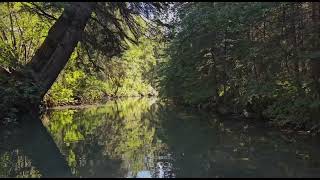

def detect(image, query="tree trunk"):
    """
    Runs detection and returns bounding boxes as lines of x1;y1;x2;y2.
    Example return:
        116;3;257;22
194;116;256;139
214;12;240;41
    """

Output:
27;2;95;98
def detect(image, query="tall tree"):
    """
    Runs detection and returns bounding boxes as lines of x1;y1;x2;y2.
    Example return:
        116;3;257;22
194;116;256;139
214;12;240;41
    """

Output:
28;2;95;97
11;2;168;98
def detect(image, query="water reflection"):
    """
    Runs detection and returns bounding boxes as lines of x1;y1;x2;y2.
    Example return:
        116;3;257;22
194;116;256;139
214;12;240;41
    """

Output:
2;97;320;177
0;116;73;178
43;98;165;178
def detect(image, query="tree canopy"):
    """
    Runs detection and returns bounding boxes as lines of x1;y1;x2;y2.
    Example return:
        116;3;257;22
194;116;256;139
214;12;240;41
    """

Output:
0;2;319;134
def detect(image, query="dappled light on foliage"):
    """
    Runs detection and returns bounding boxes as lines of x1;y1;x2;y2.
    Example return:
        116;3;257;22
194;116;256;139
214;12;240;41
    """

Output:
157;2;320;132
1;2;320;178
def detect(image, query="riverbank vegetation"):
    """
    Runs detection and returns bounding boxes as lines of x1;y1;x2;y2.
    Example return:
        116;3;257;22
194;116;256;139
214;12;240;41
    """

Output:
0;2;319;134
45;35;161;106
0;2;167;121
158;2;320;134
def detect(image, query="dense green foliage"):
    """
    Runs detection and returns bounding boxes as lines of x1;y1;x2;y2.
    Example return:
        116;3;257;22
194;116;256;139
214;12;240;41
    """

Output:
45;37;161;106
0;2;163;108
0;2;319;135
0;3;53;69
158;2;320;132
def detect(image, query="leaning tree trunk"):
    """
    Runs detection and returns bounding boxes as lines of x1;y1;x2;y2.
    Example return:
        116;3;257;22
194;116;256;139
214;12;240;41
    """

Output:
28;2;95;98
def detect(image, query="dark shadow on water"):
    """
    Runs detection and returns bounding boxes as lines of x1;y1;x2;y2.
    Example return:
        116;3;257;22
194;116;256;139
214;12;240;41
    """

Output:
0;114;73;178
2;98;320;178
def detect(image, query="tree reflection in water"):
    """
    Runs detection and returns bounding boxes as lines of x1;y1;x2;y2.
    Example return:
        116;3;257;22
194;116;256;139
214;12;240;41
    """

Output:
0;115;73;178
43;97;169;178
2;97;320;178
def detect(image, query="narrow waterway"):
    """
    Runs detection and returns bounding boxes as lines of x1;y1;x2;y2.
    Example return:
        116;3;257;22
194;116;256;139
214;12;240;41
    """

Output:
1;98;320;178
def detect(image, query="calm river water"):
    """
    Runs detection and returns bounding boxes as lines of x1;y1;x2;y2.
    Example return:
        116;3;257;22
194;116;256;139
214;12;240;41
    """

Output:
1;98;320;178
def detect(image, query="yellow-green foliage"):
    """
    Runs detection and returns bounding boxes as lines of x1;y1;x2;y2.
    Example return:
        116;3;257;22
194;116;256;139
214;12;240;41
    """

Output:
44;98;163;177
0;2;162;107
0;2;55;68
46;36;161;106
